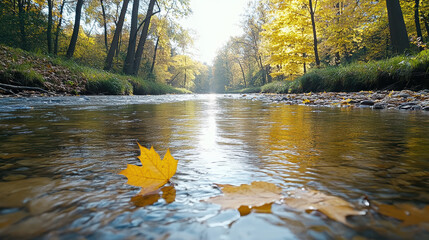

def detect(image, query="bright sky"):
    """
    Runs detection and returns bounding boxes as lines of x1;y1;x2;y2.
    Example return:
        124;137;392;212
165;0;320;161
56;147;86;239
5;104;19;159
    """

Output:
180;0;252;65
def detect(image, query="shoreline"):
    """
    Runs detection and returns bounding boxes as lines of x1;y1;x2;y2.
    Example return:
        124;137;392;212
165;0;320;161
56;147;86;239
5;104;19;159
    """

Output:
2;90;429;111
255;90;429;111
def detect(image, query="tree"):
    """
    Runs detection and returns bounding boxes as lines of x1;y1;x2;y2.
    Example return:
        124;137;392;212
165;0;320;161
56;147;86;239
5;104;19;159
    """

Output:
123;0;141;74
100;0;109;51
47;0;53;53
104;0;130;70
262;0;314;77
308;0;320;66
66;0;85;58
386;0;410;53
242;1;269;85
54;0;66;55
132;0;159;75
18;0;28;50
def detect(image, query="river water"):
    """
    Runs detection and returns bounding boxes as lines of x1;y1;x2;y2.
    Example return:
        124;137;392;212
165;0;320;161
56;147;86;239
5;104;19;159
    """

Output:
0;94;428;239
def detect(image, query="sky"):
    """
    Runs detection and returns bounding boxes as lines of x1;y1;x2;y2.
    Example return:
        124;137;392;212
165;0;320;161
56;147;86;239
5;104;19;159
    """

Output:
179;0;253;65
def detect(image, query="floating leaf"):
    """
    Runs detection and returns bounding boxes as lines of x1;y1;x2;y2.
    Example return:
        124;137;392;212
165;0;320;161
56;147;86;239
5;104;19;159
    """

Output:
205;181;282;215
284;189;365;225
120;143;178;195
375;202;429;226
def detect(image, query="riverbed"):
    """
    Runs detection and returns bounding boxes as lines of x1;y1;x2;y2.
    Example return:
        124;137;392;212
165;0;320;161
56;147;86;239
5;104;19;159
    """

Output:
1;94;428;239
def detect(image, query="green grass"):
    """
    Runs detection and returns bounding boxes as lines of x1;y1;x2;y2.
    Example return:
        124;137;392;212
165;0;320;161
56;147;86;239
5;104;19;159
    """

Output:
228;86;261;93
258;50;429;94
0;44;190;95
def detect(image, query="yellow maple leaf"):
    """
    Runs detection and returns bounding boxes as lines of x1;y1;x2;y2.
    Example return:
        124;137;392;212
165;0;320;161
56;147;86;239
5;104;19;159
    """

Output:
120;143;178;195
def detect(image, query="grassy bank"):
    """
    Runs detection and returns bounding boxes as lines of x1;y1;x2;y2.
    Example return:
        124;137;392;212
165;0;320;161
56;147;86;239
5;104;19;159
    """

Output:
245;50;429;94
0;45;190;95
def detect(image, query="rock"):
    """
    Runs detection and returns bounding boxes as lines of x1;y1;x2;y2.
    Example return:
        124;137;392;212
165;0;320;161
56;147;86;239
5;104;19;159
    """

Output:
373;103;386;109
423;106;429;111
400;102;418;106
360;100;375;106
411;105;422;110
399;93;411;98
400;105;413;110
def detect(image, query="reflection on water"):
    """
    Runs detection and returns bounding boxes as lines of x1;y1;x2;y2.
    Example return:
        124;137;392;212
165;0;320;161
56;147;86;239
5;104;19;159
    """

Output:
0;94;429;239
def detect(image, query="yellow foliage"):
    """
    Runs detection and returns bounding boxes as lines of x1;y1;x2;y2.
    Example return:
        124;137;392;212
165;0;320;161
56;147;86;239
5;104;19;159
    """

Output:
120;143;178;195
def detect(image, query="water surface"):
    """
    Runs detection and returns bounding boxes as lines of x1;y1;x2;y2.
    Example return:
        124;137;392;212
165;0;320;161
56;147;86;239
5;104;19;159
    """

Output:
0;94;428;239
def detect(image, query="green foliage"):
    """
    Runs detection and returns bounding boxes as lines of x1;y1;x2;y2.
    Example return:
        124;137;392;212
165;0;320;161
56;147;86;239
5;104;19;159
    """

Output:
259;50;429;93
87;77;133;95
0;44;188;95
0;1;48;51
261;81;290;93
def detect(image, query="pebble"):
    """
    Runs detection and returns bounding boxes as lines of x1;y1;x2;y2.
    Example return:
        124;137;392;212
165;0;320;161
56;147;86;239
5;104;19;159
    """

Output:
360;100;375;106
373;103;386;109
258;90;429;111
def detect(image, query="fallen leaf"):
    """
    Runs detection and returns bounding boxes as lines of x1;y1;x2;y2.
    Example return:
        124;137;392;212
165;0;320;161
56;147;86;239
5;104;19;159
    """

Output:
120;142;178;195
206;181;282;215
131;185;177;207
284;189;365;225
375;202;429;226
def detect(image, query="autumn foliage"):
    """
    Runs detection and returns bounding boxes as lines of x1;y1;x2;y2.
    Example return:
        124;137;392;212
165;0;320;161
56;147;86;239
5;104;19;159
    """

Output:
120;143;178;195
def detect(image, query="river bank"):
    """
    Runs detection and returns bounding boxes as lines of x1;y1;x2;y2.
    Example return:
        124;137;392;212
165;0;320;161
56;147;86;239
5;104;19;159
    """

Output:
0;45;189;96
240;90;429;111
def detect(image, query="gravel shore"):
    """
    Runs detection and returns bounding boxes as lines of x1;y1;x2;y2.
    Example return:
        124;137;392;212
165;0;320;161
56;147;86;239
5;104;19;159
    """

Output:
251;90;429;111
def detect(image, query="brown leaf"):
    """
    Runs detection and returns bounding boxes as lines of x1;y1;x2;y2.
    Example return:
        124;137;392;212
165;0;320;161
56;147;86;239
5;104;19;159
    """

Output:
206;181;282;214
284;189;365;225
375;202;429;226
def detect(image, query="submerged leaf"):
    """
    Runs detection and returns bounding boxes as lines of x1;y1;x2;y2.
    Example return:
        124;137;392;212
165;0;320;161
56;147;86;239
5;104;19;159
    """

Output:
120;142;178;195
375;202;429;226
284;189;365;225
206;181;282;215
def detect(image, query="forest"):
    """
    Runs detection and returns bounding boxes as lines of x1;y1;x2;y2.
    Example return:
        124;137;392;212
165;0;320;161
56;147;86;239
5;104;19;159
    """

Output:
0;0;428;94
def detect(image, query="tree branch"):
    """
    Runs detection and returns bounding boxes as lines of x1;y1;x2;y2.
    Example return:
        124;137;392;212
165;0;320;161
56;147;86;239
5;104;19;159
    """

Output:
0;83;50;93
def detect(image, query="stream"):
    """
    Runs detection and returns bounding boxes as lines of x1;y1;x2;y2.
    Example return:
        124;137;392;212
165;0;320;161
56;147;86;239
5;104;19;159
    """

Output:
0;94;428;239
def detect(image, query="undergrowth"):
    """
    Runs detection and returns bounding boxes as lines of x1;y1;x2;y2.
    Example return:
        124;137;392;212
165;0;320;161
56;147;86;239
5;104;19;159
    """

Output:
243;50;429;94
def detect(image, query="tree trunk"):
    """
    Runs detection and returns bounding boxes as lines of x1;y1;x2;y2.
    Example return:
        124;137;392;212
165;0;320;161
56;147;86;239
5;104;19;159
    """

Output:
132;0;157;76
18;0;27;50
150;36;159;74
424;17;429;40
386;0;410;54
54;0;65;55
303;52;307;73
309;0;320;66
104;0;130;70
100;0;108;52
66;0;84;58
47;0;53;53
184;56;187;87
258;55;266;85
413;0;423;51
123;0;140;74
237;59;246;88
